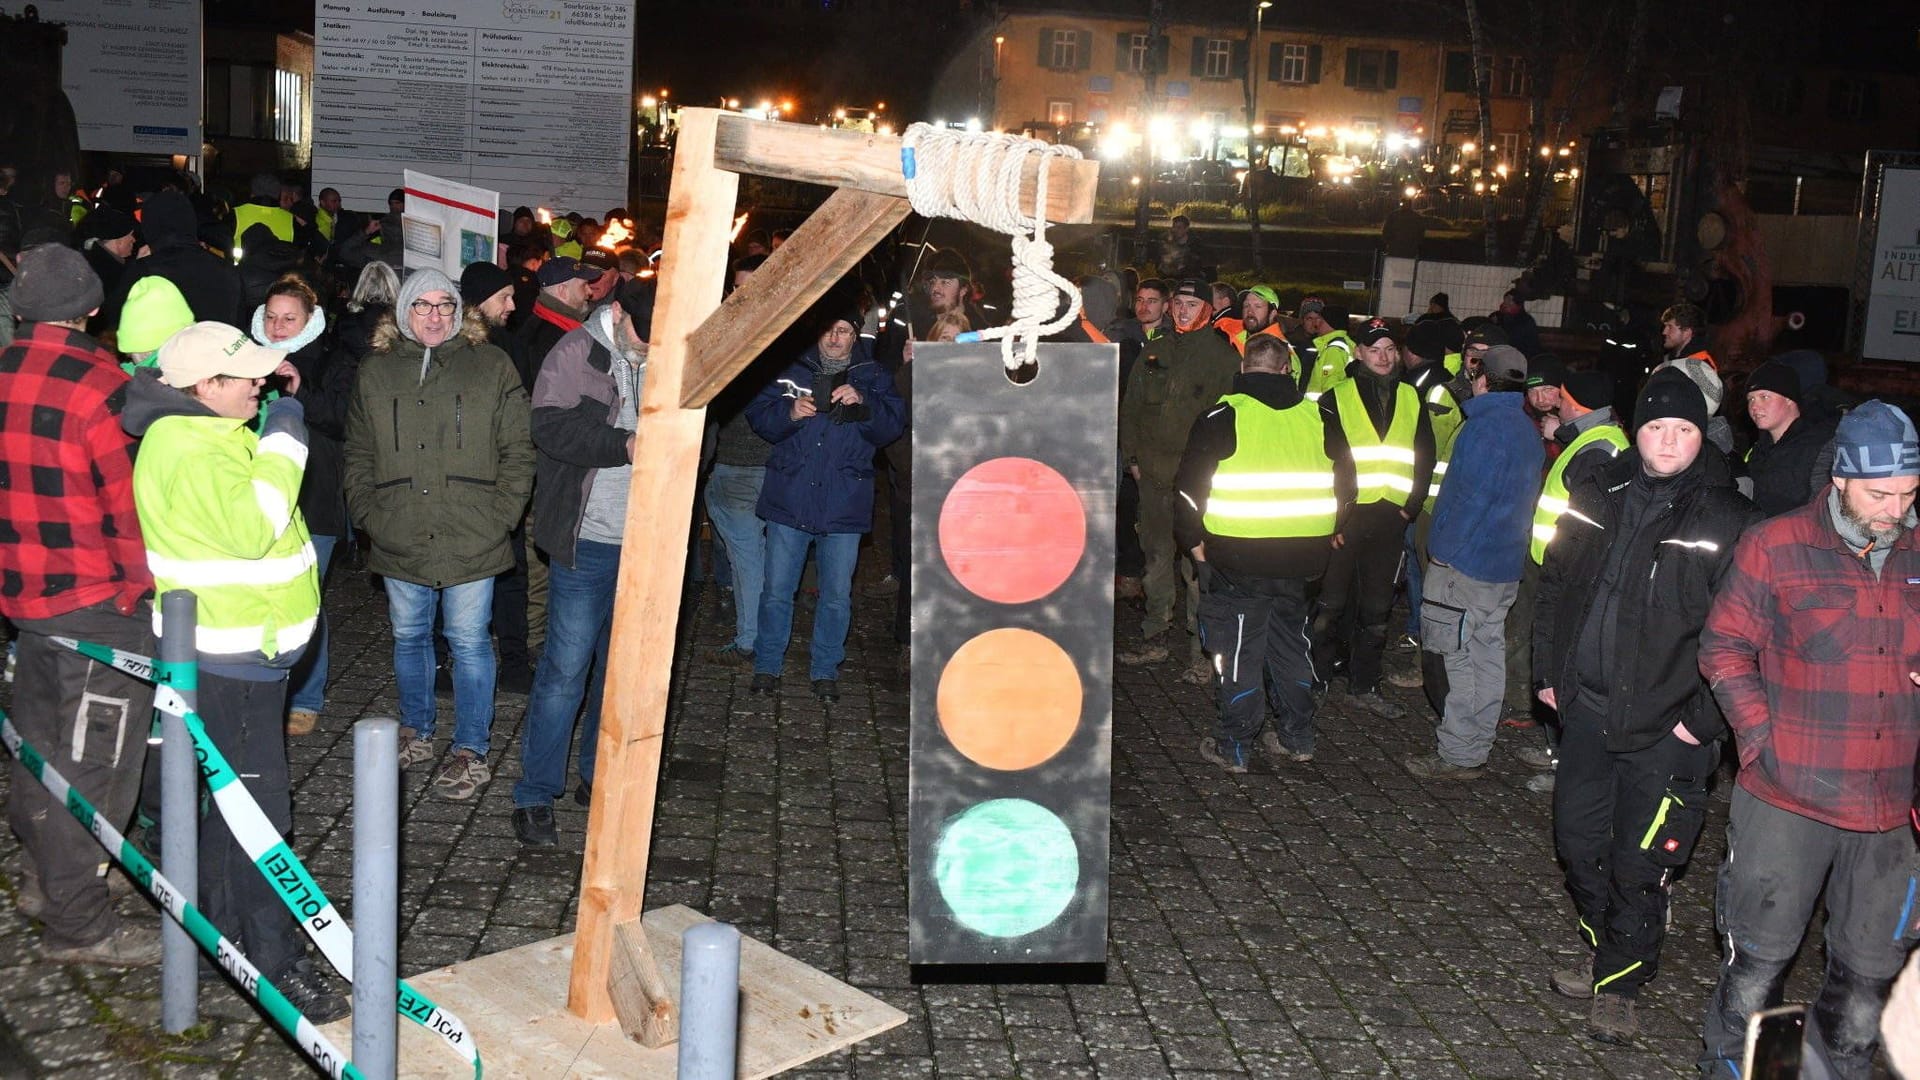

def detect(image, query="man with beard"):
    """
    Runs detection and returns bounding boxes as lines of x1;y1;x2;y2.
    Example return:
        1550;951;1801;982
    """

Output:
460;261;517;348
1314;318;1433;718
1225;285;1286;355
1697;400;1920;1079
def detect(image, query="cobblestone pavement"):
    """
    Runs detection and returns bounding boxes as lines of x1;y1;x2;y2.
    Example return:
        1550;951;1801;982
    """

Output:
0;559;1881;1078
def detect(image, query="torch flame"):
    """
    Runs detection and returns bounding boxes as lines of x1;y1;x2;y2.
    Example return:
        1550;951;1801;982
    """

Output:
536;207;552;225
730;212;750;242
596;217;633;251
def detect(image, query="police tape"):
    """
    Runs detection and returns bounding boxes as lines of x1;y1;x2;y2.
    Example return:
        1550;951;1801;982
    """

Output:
0;711;363;1080
50;637;483;1078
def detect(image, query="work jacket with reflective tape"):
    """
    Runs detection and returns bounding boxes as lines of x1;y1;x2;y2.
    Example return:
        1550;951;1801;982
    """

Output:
122;371;319;662
1301;330;1354;401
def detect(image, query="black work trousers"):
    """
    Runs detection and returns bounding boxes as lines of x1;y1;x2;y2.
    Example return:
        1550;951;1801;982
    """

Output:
1553;694;1716;998
1312;501;1405;694
1197;570;1317;755
197;669;303;980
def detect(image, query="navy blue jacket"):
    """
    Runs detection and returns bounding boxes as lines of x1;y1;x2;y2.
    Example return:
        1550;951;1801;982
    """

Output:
747;340;906;535
1427;391;1543;583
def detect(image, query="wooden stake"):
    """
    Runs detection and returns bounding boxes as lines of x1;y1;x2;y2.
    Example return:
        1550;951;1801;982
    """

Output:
679;188;910;408
607;918;678;1048
711;114;1101;225
567;107;739;1023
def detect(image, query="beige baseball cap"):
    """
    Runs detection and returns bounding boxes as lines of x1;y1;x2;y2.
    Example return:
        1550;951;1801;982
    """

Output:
156;322;284;388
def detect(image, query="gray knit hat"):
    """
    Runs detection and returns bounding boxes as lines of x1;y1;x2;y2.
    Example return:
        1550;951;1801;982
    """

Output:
11;244;103;323
1831;401;1920;479
395;267;462;343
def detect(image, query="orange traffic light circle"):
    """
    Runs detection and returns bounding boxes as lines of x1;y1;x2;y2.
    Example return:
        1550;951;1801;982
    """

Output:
936;627;1082;771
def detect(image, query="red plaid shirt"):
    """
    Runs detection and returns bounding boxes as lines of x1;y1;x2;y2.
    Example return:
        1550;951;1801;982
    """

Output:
1700;493;1920;831
0;323;152;619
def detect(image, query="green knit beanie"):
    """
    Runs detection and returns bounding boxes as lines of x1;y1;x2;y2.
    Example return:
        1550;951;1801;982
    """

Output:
117;277;196;354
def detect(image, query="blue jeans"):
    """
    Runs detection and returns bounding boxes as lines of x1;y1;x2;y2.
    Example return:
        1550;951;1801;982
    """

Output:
512;539;618;807
385;576;496;756
704;465;766;652
288;535;337;714
755;522;859;681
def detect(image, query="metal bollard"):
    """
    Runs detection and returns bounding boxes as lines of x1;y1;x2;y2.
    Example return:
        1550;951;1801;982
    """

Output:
352;717;400;1079
677;921;742;1080
158;590;198;1034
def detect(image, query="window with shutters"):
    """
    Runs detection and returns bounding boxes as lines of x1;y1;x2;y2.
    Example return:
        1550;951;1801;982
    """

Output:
1344;48;1395;91
1049;29;1080;71
1203;38;1233;79
1125;33;1152;73
1277;43;1308;84
1495;56;1531;97
1442;51;1473;93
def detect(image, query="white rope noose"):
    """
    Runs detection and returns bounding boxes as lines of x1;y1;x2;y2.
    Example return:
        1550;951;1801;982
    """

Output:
900;124;1084;371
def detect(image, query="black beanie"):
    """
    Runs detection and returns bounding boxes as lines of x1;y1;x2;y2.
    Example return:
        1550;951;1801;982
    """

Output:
1636;368;1709;433
459;261;515;306
1562;370;1614;412
1404;320;1450;363
1744;360;1801;405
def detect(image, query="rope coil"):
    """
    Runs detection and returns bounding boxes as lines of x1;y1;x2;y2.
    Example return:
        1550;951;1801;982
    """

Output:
900;124;1084;370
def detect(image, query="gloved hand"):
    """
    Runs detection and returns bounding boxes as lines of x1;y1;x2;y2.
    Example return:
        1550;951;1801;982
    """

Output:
1194;560;1214;593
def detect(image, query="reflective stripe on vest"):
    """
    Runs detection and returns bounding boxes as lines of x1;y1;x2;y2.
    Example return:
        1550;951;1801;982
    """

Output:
1303;331;1354;401
1423;381;1466;512
1334;378;1419;504
1202;395;1337;538
1530;422;1629;563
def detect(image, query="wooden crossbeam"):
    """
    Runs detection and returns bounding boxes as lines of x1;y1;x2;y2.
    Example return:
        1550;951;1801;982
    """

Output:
711;113;1101;225
569;108;738;1023
679;188;911;408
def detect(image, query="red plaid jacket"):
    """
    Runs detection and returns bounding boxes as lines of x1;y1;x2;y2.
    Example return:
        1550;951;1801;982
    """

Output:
1700;493;1920;831
0;323;152;619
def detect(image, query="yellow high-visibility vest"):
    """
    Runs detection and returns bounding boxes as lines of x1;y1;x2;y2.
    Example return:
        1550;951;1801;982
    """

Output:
1423;381;1466;513
1332;378;1419;506
1202;394;1338;538
1531;422;1629;563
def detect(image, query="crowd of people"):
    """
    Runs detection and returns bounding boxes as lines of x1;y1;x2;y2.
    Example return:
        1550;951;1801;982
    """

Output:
1142;275;1918;1074
1;167;1915;1075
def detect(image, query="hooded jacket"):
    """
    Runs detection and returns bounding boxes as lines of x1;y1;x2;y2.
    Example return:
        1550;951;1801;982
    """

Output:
121;370;318;664
342;272;534;587
100;192;245;330
747;338;905;535
253;305;350;537
1533;445;1762;752
530;309;645;569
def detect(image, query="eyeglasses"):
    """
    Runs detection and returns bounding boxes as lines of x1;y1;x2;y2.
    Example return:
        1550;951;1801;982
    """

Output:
410;299;458;316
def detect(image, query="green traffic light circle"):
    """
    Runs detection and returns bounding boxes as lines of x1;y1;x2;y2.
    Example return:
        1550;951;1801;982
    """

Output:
933;798;1079;939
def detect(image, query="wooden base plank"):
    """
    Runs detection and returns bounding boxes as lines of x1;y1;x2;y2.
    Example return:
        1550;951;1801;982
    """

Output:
319;905;905;1078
